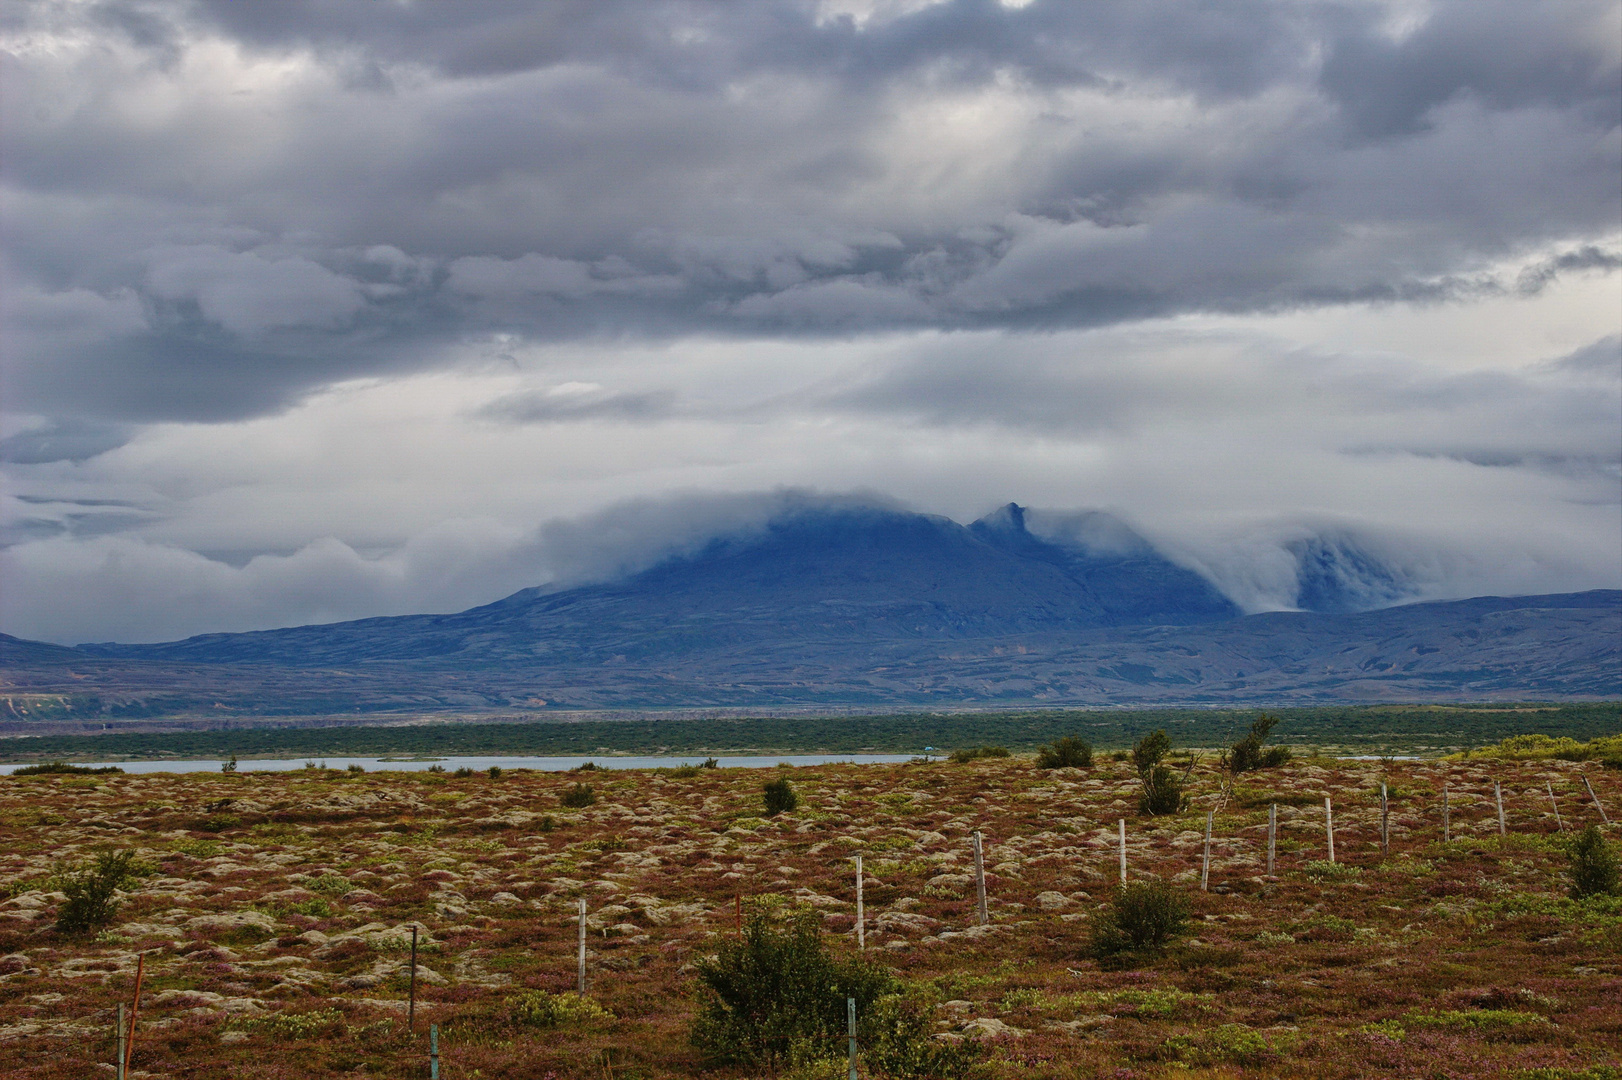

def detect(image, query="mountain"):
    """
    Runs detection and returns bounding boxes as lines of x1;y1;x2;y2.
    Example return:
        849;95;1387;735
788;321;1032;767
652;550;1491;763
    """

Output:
3;504;1616;720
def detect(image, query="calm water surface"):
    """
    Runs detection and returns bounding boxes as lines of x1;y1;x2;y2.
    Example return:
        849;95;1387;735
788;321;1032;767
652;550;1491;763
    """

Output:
0;754;919;775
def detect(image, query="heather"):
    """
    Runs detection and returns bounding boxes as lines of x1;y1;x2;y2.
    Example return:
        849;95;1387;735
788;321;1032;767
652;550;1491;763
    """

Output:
0;753;1618;1078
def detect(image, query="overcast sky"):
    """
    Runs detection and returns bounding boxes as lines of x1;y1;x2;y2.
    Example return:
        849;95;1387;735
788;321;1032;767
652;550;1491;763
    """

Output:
2;0;1618;644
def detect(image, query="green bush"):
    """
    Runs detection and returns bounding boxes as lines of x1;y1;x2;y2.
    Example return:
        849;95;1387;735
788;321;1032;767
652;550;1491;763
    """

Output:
1089;879;1191;963
865;993;984;1079
1224;714;1291;774
1035;736;1092;769
1568;825;1620;898
1132;730;1185;815
507;989;614;1027
487;765;502;779
691;906;895;1070
12;762;123;776
947;746;1009;763
560;783;596;808
55;850;146;934
763;777;799;816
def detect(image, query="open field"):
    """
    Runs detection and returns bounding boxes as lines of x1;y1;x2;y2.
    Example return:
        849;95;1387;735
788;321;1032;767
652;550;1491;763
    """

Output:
1;754;1618;1078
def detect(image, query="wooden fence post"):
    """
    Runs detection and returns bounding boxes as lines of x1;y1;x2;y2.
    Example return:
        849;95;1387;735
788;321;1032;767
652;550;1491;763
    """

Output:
854;855;865;951
1495;781;1506;835
1200;811;1212;891
1443;787;1450;843
123;952;145;1079
846;997;858;1080
1380;783;1389;857
1583;774;1609;823
972;830;988;926
430;1022;440;1080
577;897;588;993
116;1002;126;1080
1267;803;1276;876
1118;818;1127;884
1547;781;1564;831
1325;797;1335;863
409;924;418;1031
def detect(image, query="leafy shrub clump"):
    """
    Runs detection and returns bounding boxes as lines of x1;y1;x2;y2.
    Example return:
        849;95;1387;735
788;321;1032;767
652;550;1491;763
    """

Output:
865;992;985;1079
560;783;596;808
1223;714;1291;774
236;1008;346;1040
690;906;894;1070
1568;825;1620;898
762;777;799;816
1132;730;1185;815
507;989;614;1027
948;746;1010;763
12;762;123;776
1035;737;1093;769
487;765;502;778
54;850;149;934
453;766;474;778
1089;879;1191;964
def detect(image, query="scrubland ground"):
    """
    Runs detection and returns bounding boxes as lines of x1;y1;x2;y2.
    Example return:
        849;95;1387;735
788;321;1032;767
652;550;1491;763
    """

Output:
0;755;1618;1079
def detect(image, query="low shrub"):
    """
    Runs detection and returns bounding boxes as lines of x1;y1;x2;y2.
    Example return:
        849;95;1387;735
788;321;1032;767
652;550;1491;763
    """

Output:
560;783;596;808
12;762;123;776
1568;825;1620;898
453;766;474;778
1132;730;1186;815
235;1008;346;1040
347;763;365;773
507;989;614;1028
948;746;1010;763
762;777;799;816
487;765;502;778
865;992;985;1079
1035;737;1092;769
690;905;894;1070
1089;879;1191;963
1223;714;1291;774
55;850;147;934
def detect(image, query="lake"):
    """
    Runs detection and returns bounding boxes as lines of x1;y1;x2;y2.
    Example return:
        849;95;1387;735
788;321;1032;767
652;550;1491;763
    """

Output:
0;753;922;775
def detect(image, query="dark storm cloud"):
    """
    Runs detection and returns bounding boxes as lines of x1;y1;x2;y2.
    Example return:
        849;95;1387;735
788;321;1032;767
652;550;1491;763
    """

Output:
2;0;1618;425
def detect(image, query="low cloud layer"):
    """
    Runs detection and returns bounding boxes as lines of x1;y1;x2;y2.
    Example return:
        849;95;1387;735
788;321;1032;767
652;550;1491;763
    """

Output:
1;1;1617;644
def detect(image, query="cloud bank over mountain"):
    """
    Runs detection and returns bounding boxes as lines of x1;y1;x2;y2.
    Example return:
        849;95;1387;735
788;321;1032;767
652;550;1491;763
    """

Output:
1;0;1618;643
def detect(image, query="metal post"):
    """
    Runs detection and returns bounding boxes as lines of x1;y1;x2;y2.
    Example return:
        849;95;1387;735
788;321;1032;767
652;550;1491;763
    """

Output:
1200;811;1212;891
1267;803;1277;876
1380;783;1389;857
577;897;588;993
971;830;988;926
116;1002;126;1080
854;855;865;951
429;1023;440;1080
123;952;145;1079
1443;787;1450;843
846;996;857;1080
1547;781;1564;831
1325;797;1335;863
1583;774;1609;823
1495;781;1506;835
1118;818;1127;884
409;924;418;1031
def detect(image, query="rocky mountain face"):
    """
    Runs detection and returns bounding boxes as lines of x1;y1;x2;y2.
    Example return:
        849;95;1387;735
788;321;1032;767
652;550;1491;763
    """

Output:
3;504;1617;714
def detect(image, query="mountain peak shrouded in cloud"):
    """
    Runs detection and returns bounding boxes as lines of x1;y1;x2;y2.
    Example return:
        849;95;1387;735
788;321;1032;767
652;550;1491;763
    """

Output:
1;1;1618;648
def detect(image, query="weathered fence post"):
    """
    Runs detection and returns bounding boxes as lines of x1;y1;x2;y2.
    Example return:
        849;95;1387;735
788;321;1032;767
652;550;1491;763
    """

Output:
577;897;588;993
1325;797;1336;863
972;830;989;925
1443;787;1450;843
735;893;742;935
123;952;145;1079
1200;811;1213;891
1547;781;1564;831
116;1002;126;1080
1118;818;1127;883
1380;783;1389;857
1583;774;1609;823
854;855;865;951
847;996;858;1080
429;1023;440;1080
1267;803;1277;876
1495;781;1506;835
409;924;418;1031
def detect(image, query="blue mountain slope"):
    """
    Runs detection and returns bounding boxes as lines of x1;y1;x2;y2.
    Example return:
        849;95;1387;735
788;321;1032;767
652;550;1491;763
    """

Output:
75;504;1243;666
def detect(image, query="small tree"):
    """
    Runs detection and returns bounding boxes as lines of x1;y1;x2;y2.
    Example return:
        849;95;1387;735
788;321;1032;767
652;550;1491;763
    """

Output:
1089;879;1191;963
763;777;799;816
1568;825;1620;898
55;850;144;934
690;906;894;1070
1035;736;1092;769
1224;714;1291;774
1132;729;1185;815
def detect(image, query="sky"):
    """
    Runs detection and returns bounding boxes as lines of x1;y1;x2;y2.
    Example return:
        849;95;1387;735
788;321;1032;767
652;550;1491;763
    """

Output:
1;0;1619;644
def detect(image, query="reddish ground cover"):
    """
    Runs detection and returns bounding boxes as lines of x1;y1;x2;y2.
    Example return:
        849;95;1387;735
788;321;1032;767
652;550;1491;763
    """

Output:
0;755;1617;1078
